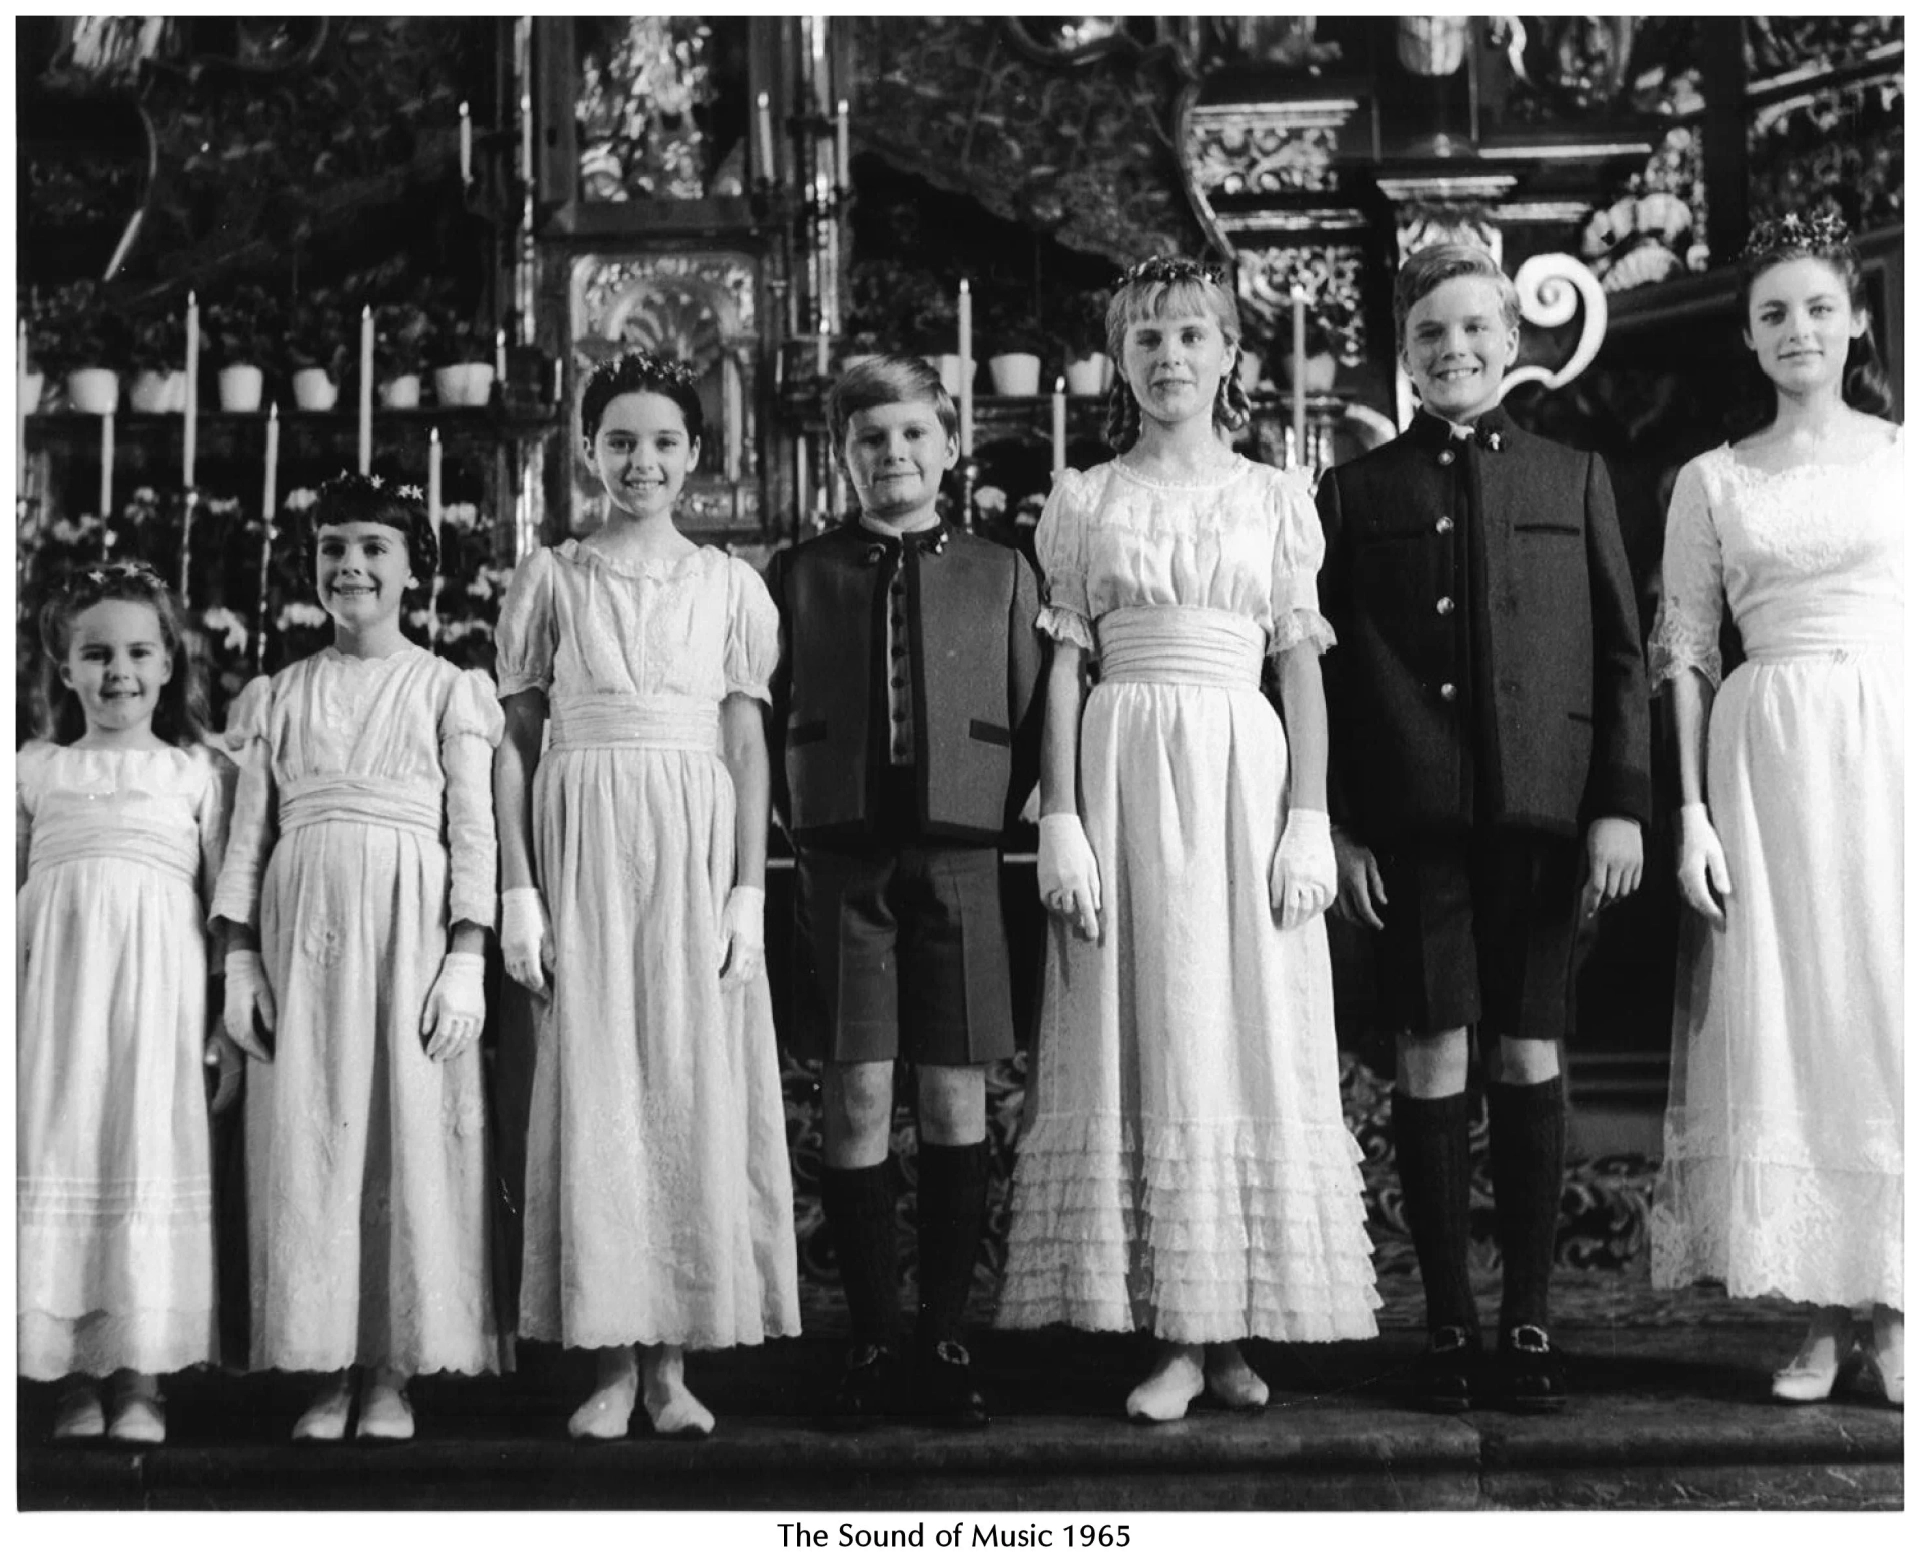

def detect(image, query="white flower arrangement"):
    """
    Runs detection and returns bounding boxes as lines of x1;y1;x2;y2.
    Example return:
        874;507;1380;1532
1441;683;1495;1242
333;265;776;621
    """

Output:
284;487;319;512
199;607;249;654
275;601;330;631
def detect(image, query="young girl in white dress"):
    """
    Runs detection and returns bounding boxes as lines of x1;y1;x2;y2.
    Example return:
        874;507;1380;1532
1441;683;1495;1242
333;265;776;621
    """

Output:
214;474;503;1441
998;258;1380;1420
494;352;799;1440
19;562;236;1444
1649;212;1903;1407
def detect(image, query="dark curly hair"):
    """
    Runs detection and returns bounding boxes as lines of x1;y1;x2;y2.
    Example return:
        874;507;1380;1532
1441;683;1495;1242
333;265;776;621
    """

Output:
579;351;706;445
1103;256;1251;453
37;559;209;747
298;471;439;601
1732;210;1896;433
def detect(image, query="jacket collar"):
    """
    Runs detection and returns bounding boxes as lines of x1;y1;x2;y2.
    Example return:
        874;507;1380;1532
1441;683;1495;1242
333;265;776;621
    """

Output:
846;516;952;564
1409;402;1514;453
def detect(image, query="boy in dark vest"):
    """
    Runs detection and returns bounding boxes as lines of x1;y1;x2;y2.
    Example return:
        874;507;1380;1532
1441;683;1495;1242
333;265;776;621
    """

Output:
1316;245;1651;1413
764;354;1045;1428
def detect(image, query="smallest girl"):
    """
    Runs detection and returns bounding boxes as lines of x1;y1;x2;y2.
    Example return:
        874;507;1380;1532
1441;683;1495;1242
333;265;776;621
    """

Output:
213;473;503;1441
19;561;237;1443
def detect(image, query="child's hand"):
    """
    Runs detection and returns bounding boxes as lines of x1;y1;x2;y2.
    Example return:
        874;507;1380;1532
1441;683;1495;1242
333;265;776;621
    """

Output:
1673;803;1731;929
1330;831;1389;930
423;951;487;1061
1582;815;1645;919
1038;812;1102;941
204;1031;243;1115
500;887;553;995
222;949;277;1062
718;885;766;985
1272;808;1336;930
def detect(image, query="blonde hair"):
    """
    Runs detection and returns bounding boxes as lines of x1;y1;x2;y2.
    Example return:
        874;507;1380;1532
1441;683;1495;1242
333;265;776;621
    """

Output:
1393;244;1521;349
1103;259;1251;452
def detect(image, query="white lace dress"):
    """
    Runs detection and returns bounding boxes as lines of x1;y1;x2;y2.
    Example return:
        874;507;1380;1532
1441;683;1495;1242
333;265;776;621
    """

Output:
496;541;800;1351
17;741;230;1379
1649;428;1903;1308
214;647;504;1374
997;458;1381;1344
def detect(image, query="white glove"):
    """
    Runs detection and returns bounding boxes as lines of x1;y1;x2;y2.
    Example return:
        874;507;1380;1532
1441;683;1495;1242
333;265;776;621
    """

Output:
1271;807;1336;931
1675;802;1731;929
717;885;766;985
423;951;488;1061
222;948;276;1062
204;1030;243;1115
1038;811;1102;940
500;886;553;994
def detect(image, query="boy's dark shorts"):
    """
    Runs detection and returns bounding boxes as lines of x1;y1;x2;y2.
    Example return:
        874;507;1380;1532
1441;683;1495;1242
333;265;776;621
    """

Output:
1370;826;1581;1043
791;841;1017;1066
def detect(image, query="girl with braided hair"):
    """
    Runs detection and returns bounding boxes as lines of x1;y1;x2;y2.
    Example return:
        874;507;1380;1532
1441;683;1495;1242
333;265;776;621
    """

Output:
494;352;799;1439
214;472;504;1441
998;257;1379;1419
1649;212;1903;1406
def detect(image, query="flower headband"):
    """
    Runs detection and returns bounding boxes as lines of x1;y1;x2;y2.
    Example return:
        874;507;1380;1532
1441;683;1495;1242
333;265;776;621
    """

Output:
1742;210;1852;261
76;559;165;589
1119;254;1226;290
322;470;425;504
590;350;703;393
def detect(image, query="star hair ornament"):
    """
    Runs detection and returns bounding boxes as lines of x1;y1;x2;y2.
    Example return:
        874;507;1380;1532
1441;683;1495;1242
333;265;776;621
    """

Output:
1741;210;1852;261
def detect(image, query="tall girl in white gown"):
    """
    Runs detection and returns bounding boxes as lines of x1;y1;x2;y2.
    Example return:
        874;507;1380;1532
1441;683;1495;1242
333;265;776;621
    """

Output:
1649;213;1903;1407
998;257;1379;1421
494;352;799;1440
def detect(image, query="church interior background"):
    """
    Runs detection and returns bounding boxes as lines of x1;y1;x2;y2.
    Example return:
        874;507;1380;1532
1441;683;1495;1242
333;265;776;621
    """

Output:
11;14;1907;1507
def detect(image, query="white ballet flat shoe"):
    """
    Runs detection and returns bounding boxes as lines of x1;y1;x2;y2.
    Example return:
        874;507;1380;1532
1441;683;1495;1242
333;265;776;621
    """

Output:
1771;1329;1858;1403
292;1373;355;1442
356;1371;416;1442
1125;1349;1205;1424
52;1381;106;1442
1204;1346;1271;1412
643;1382;715;1438
1871;1309;1904;1408
107;1376;167;1445
569;1371;638;1441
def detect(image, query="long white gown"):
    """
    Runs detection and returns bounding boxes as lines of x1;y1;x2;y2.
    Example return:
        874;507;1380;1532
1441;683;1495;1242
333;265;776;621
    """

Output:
17;741;230;1379
997;457;1381;1344
1649;426;1904;1309
496;541;800;1351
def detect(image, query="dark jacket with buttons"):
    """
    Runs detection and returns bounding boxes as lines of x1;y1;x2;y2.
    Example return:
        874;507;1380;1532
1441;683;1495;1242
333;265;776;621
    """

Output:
764;520;1046;846
1315;405;1650;843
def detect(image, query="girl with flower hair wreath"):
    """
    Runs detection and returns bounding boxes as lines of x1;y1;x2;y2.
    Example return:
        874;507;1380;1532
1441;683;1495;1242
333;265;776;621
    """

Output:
493;350;798;1438
1649;210;1903;1406
213;471;505;1441
19;561;235;1443
997;256;1379;1419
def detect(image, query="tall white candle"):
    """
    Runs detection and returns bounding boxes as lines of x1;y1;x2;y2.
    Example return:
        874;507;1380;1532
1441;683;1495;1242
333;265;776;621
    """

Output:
262;400;280;521
755;91;775;183
957;278;974;456
255;402;280;671
723;356;742;483
358;306;374;474
99;411;114;530
18;317;30;482
1052;376;1067;476
815;332;830;379
521;92;533;186
495;327;508;385
458;100;472;184
795;436;809;523
1290;288;1307;468
183;291;199;488
427;426;444;641
810;15;830;114
836;99;851;188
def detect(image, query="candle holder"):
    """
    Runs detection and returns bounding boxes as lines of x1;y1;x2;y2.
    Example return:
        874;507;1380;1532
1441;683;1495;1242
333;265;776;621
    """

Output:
953;455;980;534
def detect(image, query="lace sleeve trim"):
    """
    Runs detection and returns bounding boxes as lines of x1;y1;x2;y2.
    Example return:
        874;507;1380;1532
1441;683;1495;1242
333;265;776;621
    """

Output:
1268;610;1337;659
1648;600;1722;690
1037;603;1094;650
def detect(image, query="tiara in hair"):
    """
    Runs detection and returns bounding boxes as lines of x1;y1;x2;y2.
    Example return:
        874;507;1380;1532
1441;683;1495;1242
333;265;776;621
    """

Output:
593;351;703;392
75;560;165;590
1741;210;1852;261
1119;255;1225;290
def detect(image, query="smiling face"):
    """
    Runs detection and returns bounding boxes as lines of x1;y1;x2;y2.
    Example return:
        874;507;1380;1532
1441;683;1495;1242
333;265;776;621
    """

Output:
588;390;699;522
1120;309;1235;432
1744;255;1866;399
842;399;958;529
61;598;173;739
1400;275;1520;423
314;520;414;636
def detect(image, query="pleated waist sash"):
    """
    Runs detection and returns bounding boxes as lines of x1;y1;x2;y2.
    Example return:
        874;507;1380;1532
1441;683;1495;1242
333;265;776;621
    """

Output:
279;775;443;840
549;693;719;753
1095;606;1265;690
28;810;199;883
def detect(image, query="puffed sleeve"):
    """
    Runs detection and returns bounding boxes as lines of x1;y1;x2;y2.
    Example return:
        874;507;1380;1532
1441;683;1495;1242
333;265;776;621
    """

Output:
193;743;238;916
1034;467;1094;649
723;554;780;703
210;674;277;927
1267;466;1337;657
493;545;558;697
440;667;504;930
1648;457;1725;690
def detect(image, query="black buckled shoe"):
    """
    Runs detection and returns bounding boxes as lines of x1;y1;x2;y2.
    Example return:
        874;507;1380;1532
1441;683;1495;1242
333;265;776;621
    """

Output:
1495;1323;1569;1414
912;1339;991;1429
1410;1324;1482;1413
823;1340;899;1431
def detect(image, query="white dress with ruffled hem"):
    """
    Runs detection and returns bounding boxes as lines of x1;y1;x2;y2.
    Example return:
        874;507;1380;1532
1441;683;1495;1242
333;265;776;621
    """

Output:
997;458;1381;1344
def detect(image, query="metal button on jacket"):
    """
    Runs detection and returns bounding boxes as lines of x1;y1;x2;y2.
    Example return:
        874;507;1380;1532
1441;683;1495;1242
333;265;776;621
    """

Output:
1439;682;1458;702
1435;595;1455;615
1435;515;1454;534
1437;448;1455;466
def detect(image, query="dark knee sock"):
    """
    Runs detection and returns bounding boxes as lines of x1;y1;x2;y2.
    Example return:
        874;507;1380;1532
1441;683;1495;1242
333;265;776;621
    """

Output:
913;1141;990;1350
1391;1090;1479;1337
820;1163;901;1346
1486;1077;1566;1333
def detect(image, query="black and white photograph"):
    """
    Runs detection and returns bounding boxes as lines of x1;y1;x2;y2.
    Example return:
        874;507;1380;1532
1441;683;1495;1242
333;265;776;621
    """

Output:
9;11;1906;1524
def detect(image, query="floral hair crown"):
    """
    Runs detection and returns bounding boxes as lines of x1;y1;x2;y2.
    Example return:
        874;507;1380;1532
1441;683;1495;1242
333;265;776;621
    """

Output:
1742;210;1852;261
1119;254;1226;291
594;350;702;393
320;470;425;505
72;559;166;593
